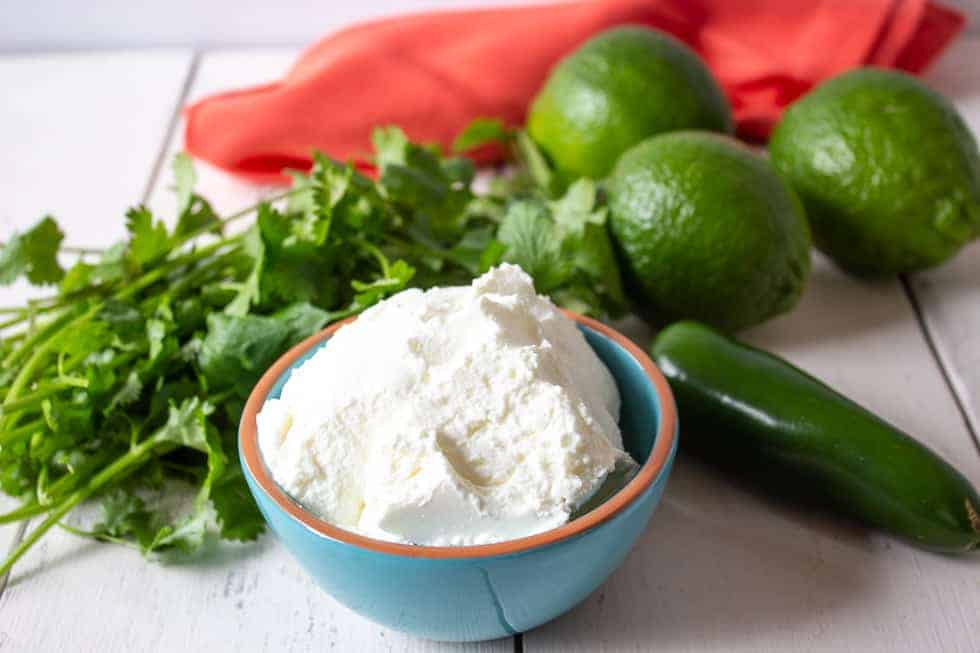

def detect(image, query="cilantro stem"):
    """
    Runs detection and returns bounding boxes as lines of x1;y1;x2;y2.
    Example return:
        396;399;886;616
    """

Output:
3;239;238;415
166;249;242;298
0;380;81;413
115;239;236;301
225;189;300;222
0;287;121;334
0;313;27;330
1;306;78;370
35;450;116;507
0;300;75;330
0;242;102;255
61;245;104;255
160;460;207;477
0;501;49;524
172;189;301;248
0;497;85;576
60;348;139;379
325;305;364;322
385;233;454;264
58;522;142;549
0;417;44;446
0;291;91;313
4;304;100;406
353;238;391;277
0;432;163;576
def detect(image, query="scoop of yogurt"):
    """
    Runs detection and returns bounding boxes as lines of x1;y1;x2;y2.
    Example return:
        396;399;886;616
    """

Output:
257;264;634;546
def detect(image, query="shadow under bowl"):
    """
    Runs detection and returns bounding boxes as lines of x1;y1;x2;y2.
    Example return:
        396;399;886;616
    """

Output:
239;311;678;642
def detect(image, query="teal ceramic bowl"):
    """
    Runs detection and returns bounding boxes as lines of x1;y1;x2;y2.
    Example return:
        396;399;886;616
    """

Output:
240;311;678;642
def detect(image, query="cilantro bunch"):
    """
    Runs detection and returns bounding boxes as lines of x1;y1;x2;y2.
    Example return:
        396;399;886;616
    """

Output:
0;124;625;574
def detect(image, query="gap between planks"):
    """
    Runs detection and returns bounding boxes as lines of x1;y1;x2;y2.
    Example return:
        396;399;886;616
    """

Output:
901;275;980;459
0;51;201;605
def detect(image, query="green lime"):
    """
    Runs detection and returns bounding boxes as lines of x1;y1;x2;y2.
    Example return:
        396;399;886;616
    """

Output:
770;68;980;277
527;26;733;184
606;131;811;332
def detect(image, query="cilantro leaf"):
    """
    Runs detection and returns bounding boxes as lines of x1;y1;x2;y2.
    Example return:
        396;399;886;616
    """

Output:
198;313;289;396
234;200;346;311
0;460;34;497
146;318;169;362
91;489;155;547
154;397;214;452
171;152;220;240
372;125;410;169
349;259;415;308
515;130;559;198
106;371;143;415
445;226;505;275
311;156;356;236
272;302;330;343
211;468;264;541
201;303;331;397
174;196;221;242
34;399;94;460
125;206;170;266
60;242;132;293
497;180;626;316
550;178;603;235
452;118;513;153
497;200;568;292
224;225;264;317
99;300;146;344
0;216;65;285
373;126;474;242
144;398;227;555
51;316;113;360
146;505;212;555
285;170;316;217
172;152;197;218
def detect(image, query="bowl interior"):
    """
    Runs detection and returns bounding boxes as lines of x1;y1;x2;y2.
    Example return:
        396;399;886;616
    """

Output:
579;325;658;464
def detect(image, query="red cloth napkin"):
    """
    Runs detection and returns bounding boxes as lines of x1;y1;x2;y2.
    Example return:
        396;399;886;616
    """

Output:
184;0;964;184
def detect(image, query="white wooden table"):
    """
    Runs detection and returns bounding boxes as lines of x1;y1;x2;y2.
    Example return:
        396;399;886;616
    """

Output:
1;38;979;653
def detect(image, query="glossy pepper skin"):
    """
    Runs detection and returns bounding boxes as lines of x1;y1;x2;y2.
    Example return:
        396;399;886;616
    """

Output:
651;321;980;554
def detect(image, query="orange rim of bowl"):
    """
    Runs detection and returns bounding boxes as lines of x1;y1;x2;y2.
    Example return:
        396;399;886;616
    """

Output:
239;310;677;559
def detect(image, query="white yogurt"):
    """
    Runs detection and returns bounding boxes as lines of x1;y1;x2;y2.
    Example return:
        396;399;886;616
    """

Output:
257;264;632;546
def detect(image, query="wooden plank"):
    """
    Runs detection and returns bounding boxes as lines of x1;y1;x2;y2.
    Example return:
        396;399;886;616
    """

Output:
1;49;512;653
0;51;196;248
0;49;193;576
908;36;980;445
526;39;980;652
2;533;509;652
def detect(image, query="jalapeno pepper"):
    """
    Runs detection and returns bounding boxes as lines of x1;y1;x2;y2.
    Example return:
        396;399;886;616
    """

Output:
651;320;980;554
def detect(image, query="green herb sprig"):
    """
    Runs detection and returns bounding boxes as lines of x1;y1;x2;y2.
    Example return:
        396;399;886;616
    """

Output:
0;124;624;574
